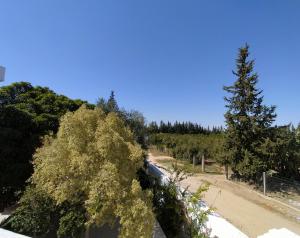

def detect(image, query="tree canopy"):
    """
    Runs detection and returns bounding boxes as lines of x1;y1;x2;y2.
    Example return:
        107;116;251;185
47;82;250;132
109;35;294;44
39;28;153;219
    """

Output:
223;44;276;180
97;91;148;148
29;106;154;237
0;82;91;209
148;121;223;135
149;133;223;163
0;82;93;133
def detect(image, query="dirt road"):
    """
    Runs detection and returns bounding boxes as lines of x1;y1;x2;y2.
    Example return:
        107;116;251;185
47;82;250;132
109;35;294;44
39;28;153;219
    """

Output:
148;153;300;238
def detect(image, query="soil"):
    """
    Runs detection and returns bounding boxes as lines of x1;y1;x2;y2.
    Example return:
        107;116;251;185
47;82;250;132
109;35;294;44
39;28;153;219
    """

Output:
148;153;300;238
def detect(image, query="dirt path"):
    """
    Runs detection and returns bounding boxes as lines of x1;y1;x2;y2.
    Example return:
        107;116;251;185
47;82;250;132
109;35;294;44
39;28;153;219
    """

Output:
148;153;300;238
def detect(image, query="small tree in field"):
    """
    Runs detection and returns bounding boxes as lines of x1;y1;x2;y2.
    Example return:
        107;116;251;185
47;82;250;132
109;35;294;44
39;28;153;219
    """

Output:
22;105;154;238
223;44;276;181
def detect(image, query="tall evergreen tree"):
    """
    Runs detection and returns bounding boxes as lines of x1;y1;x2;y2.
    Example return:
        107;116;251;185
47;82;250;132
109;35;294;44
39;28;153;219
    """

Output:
97;91;119;114
223;44;276;180
107;90;119;113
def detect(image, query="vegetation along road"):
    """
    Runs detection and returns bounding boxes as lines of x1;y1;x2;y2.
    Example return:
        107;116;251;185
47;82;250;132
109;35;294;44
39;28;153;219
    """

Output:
148;153;300;238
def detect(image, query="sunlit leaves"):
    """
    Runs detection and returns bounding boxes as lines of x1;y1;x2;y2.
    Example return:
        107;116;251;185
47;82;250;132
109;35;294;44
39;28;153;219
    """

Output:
31;106;154;237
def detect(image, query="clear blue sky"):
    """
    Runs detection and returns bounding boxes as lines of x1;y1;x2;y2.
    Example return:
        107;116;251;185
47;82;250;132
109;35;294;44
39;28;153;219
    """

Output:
0;1;299;126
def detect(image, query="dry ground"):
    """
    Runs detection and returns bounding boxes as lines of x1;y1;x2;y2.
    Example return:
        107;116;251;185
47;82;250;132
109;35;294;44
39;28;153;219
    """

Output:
148;153;300;238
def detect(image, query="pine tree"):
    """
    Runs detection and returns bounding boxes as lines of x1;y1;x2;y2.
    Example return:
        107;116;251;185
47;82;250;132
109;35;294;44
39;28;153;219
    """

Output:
107;90;119;113
223;44;276;180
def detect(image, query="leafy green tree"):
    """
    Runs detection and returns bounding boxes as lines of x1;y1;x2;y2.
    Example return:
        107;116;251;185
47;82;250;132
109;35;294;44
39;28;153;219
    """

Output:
187;183;211;238
1;186;56;237
296;124;300;144
121;110;148;149
1;186;87;238
148;122;159;134
57;202;86;238
260;125;300;179
153;178;185;237
223;44;276;180
97;91;148;148
0;82;91;209
147;163;211;238
96;97;109;114
0;82;92;133
0;106;38;210
29;106;154;238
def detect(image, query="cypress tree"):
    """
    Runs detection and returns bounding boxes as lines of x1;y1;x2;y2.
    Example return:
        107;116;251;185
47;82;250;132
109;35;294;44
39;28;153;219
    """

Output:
223;44;276;181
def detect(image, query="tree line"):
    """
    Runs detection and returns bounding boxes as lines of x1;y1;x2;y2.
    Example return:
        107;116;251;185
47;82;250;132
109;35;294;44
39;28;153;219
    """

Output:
148;121;223;134
149;44;300;182
149;133;223;163
1;43;300;237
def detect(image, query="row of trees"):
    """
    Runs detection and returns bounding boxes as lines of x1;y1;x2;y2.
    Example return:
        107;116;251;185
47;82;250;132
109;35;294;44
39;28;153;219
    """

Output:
149;133;224;163
148;121;223;135
149;45;300;182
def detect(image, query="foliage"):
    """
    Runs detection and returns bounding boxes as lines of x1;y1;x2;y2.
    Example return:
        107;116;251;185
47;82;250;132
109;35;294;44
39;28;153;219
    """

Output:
0;106;37;210
28;106;154;238
57;202;86;238
163;164;212;238
148;121;223;135
223;44;276;181
149;133;224;163
152;163;187;237
1;186;56;237
0;82;91;209
1;186;87;238
97;91;119;114
0;82;92;133
97;91;148;148
121;110;148;149
260;125;300;179
186;184;211;238
139;162;211;238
